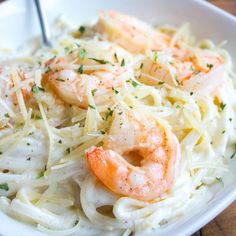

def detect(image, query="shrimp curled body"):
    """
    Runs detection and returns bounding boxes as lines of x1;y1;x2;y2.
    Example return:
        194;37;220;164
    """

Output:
95;11;170;54
44;57;126;109
86;111;180;201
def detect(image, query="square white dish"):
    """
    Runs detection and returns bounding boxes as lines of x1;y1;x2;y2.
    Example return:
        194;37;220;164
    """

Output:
0;0;235;235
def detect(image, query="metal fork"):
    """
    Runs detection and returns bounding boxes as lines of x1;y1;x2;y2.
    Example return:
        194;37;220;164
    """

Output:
34;0;52;47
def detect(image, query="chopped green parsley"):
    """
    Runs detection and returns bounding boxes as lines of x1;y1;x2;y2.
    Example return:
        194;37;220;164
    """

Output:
105;108;113;120
88;104;96;109
78;26;86;34
112;87;119;94
31;84;45;93
89;58;109;64
77;64;84;74
37;170;45;179
0;183;9;191
121;58;125;67
127;78;138;87
216;177;224;186
193;70;200;75
207;64;214;69
45;66;51;73
158;81;165;85
154;52;158;63
91;89;97;96
230;144;236;159
74;220;79;226
174;75;180;85
79;49;86;59
56;78;65;82
114;53;119;63
220;102;226;111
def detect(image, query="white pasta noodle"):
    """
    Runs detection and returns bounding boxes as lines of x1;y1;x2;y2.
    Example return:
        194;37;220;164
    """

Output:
0;12;236;236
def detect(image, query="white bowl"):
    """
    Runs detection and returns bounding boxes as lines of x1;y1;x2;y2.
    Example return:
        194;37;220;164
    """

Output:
0;0;236;235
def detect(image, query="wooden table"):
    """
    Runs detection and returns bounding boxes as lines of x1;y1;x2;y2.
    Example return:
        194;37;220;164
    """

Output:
209;0;236;15
0;0;235;235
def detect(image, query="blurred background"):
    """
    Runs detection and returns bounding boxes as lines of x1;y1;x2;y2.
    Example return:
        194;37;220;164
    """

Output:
208;0;236;15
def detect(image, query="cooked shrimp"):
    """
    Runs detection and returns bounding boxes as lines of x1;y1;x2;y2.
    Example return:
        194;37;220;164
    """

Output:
140;49;226;95
86;110;180;201
44;57;127;109
95;11;170;54
191;49;224;73
43;39;134;108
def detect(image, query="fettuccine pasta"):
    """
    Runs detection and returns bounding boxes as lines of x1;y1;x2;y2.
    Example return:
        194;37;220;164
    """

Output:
0;11;235;235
